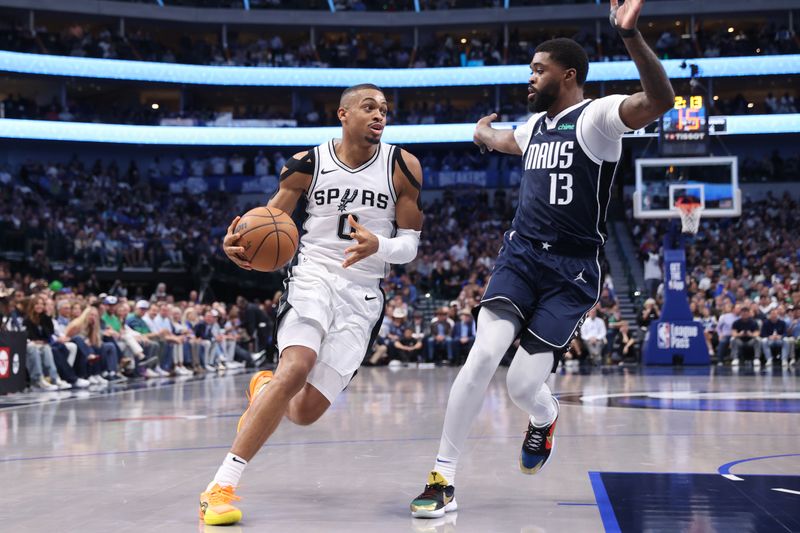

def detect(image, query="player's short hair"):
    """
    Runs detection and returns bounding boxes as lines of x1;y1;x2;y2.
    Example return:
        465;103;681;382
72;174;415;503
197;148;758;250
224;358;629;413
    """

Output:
534;38;589;86
340;83;384;107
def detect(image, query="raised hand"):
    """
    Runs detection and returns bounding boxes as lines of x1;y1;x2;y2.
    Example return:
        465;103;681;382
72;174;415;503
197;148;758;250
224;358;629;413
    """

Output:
222;216;253;270
474;113;498;154
342;215;379;268
610;0;644;31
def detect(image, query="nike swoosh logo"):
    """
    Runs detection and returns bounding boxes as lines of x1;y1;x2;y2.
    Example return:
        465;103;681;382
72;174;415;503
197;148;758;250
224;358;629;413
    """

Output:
365;295;378;301
321;168;336;174
232;457;246;464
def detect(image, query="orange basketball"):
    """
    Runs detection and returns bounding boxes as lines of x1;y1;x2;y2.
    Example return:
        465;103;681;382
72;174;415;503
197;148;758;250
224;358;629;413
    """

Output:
234;206;299;272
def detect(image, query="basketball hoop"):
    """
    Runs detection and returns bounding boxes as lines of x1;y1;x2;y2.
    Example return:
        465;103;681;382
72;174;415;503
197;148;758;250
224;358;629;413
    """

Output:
675;197;702;234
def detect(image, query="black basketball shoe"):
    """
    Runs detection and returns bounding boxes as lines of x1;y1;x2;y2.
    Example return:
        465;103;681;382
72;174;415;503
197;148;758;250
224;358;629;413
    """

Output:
519;399;559;475
410;471;457;518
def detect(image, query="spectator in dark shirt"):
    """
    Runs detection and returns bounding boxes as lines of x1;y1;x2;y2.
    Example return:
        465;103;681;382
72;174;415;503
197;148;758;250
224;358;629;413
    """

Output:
236;295;272;354
760;309;790;366
387;308;408;361
23;296;67;390
731;306;762;366
638;298;660;331
393;327;423;364
451;308;476;365
427;306;453;364
410;311;428;348
613;321;638;363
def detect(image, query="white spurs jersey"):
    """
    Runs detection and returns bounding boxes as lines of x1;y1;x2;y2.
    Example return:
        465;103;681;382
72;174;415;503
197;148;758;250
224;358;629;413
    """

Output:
297;139;398;282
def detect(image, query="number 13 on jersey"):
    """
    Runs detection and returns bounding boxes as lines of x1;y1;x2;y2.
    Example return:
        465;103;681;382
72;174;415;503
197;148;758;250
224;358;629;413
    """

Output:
549;173;573;205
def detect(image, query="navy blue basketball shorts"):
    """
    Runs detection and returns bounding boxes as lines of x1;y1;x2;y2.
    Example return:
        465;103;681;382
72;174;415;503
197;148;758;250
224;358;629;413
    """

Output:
479;230;601;355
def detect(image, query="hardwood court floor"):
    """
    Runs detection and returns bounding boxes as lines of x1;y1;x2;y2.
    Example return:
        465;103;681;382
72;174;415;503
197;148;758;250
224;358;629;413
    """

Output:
1;365;798;532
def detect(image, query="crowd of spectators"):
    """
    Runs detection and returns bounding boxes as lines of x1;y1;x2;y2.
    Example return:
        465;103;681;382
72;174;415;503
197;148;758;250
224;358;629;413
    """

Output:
1;19;795;71
3;150;799;392
631;192;800;367
0;156;239;274
4;86;796;130
713;92;798;116
117;0;609;10
0;275;272;392
2;145;797;278
0;91;533;127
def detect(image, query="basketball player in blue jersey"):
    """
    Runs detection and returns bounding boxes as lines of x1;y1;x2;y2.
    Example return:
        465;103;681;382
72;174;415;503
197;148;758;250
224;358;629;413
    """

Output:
198;84;425;525
410;0;674;518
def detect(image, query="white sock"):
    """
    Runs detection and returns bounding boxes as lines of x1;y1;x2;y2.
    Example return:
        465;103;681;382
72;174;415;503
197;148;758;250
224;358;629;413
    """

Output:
433;455;457;486
212;452;248;488
530;383;558;427
433;307;521;488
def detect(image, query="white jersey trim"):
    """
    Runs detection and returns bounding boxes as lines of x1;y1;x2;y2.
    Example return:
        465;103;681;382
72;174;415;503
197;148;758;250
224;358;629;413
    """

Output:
327;139;382;174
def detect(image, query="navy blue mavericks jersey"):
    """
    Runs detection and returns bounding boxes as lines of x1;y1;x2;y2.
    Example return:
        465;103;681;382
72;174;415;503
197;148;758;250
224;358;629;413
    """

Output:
513;100;619;251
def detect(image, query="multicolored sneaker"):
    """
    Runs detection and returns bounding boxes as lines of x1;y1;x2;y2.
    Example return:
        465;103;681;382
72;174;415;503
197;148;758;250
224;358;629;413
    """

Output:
236;370;274;433
410;471;457;518
199;482;242;525
519;401;559;475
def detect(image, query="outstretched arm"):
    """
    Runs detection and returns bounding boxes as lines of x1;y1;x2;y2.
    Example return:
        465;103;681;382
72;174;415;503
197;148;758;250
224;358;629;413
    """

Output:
473;113;522;156
611;0;675;130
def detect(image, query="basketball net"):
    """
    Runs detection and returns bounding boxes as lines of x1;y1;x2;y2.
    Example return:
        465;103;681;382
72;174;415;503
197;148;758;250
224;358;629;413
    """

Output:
675;198;702;235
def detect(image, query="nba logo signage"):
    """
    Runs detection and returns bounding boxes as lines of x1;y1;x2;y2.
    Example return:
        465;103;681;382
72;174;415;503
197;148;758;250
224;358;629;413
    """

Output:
0;333;27;394
656;323;699;349
657;324;670;349
0;347;8;378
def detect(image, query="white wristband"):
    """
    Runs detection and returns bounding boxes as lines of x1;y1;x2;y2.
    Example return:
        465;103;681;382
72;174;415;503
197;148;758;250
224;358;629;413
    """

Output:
374;228;421;264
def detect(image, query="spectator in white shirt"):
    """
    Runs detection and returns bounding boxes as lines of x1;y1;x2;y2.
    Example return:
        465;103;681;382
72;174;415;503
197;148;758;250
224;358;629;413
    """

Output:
580;306;607;366
448;238;469;263
254;150;270;177
210;156;227;175
229;154;246;175
642;245;662;298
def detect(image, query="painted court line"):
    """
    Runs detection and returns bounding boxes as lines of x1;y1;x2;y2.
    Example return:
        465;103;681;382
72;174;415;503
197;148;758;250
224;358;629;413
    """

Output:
771;488;800;496
588;472;621;533
718;453;800;479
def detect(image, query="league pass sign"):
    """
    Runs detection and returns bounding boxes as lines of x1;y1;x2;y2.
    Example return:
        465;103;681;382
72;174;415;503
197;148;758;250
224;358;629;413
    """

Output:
657;323;700;350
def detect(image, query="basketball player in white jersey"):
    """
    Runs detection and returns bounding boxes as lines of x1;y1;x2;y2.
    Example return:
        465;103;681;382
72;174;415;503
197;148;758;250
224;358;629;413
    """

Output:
199;84;424;526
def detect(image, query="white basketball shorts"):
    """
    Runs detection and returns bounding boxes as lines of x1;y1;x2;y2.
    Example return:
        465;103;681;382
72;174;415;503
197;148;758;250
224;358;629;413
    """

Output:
276;262;384;403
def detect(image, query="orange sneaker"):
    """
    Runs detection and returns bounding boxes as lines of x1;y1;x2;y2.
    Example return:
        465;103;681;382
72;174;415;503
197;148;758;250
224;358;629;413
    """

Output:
236;370;274;432
199;482;242;525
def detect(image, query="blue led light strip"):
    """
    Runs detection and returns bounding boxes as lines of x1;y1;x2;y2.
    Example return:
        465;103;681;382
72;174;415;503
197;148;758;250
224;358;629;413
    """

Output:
0;51;797;87
0;115;796;145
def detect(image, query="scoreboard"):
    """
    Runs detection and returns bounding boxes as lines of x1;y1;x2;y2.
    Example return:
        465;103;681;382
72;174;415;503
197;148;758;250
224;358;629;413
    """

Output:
659;95;709;156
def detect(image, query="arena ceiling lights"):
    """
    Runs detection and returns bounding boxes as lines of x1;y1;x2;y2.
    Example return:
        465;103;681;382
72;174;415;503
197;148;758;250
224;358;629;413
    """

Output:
0;115;797;145
0;51;798;87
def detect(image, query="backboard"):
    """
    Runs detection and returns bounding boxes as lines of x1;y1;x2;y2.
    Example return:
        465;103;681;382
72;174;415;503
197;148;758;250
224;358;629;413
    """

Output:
633;156;741;219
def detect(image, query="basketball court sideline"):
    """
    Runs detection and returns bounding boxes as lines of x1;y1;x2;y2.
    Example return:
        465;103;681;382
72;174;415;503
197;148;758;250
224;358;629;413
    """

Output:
1;366;798;532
